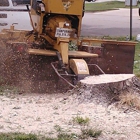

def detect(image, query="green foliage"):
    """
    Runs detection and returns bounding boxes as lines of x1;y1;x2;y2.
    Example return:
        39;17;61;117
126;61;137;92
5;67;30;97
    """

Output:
57;133;76;140
85;1;137;12
0;130;101;140
80;128;102;139
45;138;57;140
0;133;38;140
73;116;90;125
54;125;63;133
134;42;140;77
0;85;20;95
100;35;136;41
68;41;78;51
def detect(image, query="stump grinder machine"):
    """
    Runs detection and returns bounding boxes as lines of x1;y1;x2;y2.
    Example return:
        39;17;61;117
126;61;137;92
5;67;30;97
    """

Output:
0;0;137;92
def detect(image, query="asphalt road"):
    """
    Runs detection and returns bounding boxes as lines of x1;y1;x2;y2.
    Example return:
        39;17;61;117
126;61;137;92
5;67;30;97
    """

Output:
0;4;140;37
81;8;140;37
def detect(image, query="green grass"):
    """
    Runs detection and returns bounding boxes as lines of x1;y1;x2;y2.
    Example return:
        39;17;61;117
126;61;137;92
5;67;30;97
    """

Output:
72;116;90;125
0;120;102;139
0;85;20;95
134;42;140;77
85;1;138;12
57;133;76;140
0;130;101;140
80;128;102;139
0;133;38;140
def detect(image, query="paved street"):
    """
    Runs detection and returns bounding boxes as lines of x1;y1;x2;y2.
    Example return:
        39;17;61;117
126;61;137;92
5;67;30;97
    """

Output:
0;1;140;37
81;8;140;37
96;0;125;2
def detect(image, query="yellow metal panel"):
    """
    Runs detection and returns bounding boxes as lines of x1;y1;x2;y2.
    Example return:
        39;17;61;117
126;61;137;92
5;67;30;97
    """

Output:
27;48;56;56
27;49;98;58
43;0;83;15
70;59;89;75
54;38;69;64
69;51;98;58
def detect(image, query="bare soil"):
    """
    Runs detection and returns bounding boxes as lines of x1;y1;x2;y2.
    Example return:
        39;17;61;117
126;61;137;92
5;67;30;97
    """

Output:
0;90;140;140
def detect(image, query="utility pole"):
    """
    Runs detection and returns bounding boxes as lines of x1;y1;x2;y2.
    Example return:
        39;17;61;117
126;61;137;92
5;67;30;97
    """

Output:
130;0;132;40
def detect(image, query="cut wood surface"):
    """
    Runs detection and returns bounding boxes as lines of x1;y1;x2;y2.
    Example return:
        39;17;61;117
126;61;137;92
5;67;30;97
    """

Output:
80;74;135;85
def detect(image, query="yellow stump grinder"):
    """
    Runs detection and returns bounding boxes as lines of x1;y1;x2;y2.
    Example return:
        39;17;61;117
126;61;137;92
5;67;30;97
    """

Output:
0;0;137;92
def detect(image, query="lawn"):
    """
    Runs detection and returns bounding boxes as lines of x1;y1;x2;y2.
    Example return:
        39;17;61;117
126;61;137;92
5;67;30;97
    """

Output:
134;42;140;77
85;1;138;12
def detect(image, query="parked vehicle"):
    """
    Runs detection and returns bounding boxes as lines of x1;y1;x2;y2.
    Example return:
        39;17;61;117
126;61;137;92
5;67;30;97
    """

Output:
0;0;32;31
12;0;30;6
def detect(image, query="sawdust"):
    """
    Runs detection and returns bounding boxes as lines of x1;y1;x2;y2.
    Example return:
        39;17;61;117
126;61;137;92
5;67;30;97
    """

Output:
0;91;140;140
0;39;140;139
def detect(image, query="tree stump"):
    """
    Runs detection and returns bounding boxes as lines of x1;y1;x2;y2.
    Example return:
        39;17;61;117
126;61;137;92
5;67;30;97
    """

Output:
69;74;140;105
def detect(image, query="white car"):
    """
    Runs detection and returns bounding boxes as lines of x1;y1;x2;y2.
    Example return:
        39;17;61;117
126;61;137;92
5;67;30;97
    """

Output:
0;0;32;32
